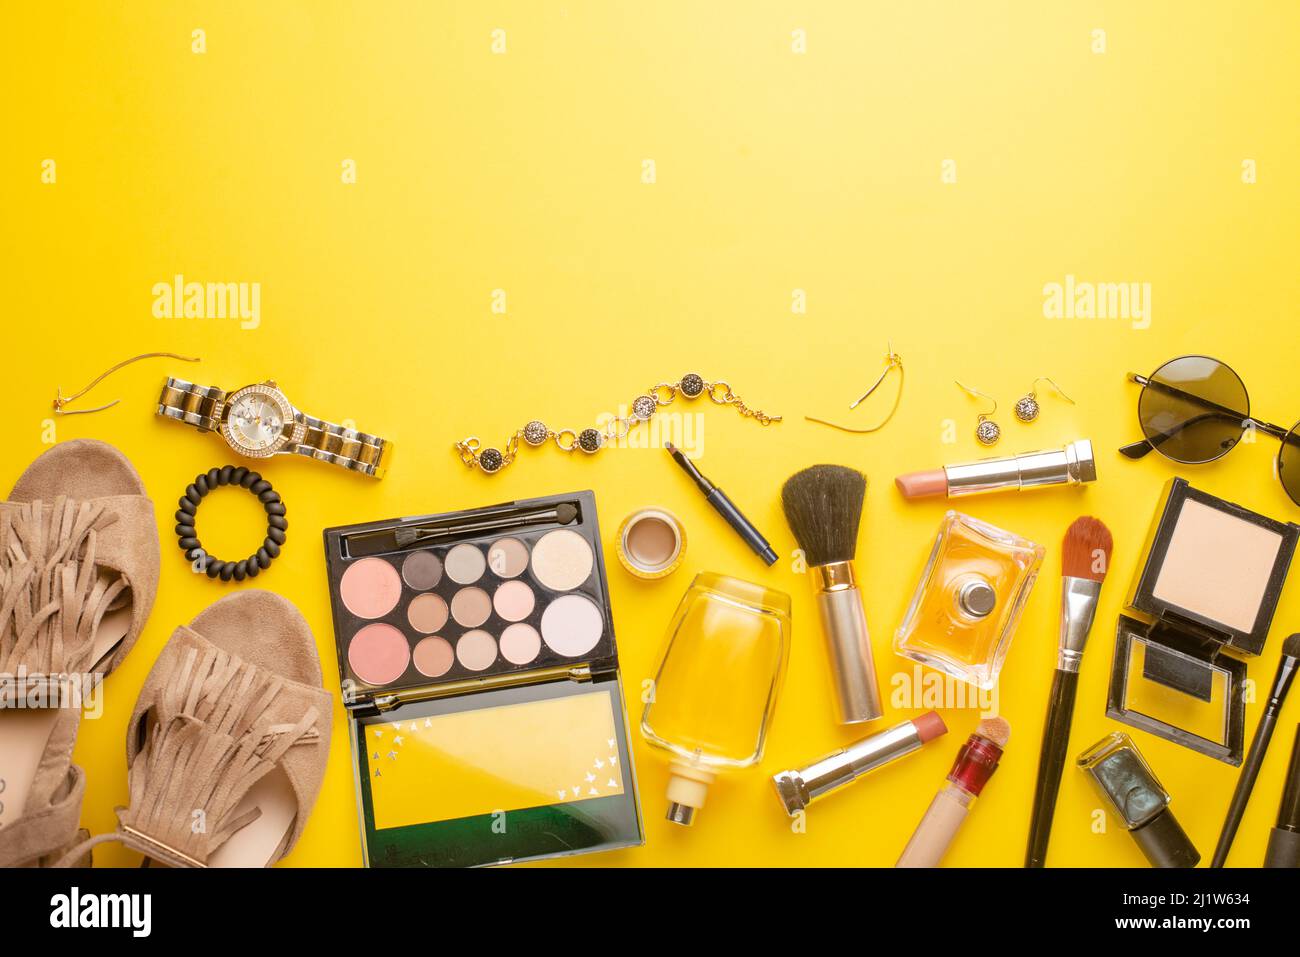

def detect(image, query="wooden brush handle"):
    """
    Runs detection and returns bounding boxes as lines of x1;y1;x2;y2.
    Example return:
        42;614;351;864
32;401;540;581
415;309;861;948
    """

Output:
1025;668;1079;868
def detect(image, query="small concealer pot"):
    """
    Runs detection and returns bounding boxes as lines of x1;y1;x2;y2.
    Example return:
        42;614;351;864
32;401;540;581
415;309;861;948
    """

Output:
616;508;686;580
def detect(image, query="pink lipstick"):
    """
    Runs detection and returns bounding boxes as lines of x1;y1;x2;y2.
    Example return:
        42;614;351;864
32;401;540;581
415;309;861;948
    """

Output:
895;439;1097;501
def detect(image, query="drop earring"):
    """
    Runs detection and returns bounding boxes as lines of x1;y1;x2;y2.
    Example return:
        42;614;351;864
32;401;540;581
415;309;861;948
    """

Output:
1014;377;1074;423
956;381;1001;446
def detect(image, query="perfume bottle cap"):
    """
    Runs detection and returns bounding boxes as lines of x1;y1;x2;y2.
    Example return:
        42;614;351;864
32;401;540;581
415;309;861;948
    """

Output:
665;762;715;827
958;579;997;618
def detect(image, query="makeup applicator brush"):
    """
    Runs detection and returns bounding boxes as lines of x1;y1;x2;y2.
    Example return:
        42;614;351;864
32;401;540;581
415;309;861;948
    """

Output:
1211;632;1300;867
1025;516;1113;868
781;464;882;724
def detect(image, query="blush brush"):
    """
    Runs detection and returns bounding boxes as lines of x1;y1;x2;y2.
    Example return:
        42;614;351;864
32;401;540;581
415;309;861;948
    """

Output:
1025;515;1114;867
781;464;882;724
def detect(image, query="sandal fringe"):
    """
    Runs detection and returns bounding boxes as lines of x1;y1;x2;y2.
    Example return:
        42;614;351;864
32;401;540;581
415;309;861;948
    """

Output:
0;498;123;678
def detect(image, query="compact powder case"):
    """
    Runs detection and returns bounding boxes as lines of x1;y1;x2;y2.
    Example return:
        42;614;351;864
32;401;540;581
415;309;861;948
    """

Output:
616;507;686;579
1109;478;1299;764
323;490;644;866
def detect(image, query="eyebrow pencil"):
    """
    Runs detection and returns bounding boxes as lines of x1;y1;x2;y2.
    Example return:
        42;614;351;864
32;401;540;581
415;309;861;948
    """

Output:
781;464;882;723
1265;724;1300;867
665;443;777;565
1212;633;1300;867
897;717;1009;867
895;439;1097;501
1026;516;1113;868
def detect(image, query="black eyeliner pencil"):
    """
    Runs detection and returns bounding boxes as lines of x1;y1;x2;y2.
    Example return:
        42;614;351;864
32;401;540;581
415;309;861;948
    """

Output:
665;443;777;566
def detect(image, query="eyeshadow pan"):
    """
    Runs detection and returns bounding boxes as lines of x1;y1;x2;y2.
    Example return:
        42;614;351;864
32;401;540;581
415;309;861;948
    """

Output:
445;543;487;584
407;593;449;634
340;558;403;620
540;594;603;657
531;529;594;591
412;636;455;678
499;623;542;665
451;587;492;627
493;580;535;622
402;550;443;591
487;538;530;579
456;630;498;671
348;623;410;685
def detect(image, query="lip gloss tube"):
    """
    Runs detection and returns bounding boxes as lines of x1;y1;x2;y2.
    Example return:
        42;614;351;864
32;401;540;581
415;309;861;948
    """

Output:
772;713;947;815
896;718;1009;867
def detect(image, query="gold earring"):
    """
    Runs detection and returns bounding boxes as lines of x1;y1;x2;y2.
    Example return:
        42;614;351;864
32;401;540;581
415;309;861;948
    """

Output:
54;352;200;415
1014;377;1074;423
956;381;1000;446
806;344;904;434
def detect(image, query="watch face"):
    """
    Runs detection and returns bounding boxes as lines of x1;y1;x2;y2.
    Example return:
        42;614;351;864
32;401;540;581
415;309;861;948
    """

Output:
229;394;284;450
220;385;300;458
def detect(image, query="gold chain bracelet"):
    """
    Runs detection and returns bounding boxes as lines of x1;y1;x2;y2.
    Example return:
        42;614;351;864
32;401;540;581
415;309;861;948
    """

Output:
455;373;780;474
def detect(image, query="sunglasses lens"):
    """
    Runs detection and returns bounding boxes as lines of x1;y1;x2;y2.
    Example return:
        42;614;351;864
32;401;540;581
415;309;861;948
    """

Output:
1139;356;1249;463
1280;426;1300;506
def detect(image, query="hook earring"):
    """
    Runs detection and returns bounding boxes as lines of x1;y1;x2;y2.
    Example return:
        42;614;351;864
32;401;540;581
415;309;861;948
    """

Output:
956;381;1001;446
805;343;904;434
1014;377;1074;423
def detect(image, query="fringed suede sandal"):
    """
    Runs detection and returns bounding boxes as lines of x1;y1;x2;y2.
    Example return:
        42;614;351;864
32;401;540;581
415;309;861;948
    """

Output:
58;591;332;868
0;439;159;867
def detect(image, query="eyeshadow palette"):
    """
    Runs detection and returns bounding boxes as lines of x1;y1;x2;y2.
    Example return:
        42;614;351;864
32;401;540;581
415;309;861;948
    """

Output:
322;490;644;867
324;492;617;698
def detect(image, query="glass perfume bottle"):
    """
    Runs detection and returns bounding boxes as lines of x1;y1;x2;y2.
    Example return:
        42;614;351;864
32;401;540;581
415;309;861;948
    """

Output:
895;511;1044;689
641;572;791;826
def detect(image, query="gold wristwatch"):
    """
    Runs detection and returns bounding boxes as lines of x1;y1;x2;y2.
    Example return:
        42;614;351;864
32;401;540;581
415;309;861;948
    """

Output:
156;378;392;479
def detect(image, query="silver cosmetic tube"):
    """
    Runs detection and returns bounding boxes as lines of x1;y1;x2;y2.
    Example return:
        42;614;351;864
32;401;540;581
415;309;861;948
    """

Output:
945;439;1097;497
773;718;925;815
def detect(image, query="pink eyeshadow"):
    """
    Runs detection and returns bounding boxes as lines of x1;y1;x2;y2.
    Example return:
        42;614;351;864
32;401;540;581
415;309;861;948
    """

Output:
348;623;410;685
340;558;403;620
493;580;535;622
499;623;541;665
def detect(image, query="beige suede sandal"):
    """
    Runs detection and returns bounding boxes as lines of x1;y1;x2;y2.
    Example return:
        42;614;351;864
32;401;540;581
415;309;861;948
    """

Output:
58;591;332;868
0;439;159;867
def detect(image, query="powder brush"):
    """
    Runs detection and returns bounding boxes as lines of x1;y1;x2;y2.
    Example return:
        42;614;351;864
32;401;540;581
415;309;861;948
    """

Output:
781;464;882;723
1025;516;1114;868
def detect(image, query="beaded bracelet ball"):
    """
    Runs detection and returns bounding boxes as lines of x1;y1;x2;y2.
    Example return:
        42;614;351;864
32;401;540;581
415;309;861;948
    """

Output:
175;465;287;582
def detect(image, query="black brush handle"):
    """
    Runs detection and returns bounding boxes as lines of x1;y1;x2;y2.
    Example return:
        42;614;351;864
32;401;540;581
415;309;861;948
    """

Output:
1026;668;1079;867
1211;710;1280;867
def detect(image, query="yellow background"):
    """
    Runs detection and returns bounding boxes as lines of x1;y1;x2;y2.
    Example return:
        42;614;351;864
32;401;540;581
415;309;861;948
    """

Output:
3;2;1298;867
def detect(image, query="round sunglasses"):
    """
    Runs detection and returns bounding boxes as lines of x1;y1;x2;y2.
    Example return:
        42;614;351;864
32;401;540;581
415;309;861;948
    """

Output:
1121;355;1300;506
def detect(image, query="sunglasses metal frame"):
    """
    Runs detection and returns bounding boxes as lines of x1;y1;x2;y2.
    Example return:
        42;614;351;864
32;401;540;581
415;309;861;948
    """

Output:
1120;355;1300;505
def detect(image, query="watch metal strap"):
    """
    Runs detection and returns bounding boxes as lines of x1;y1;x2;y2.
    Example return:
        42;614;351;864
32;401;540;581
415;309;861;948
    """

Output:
157;377;226;432
290;415;392;479
158;377;392;479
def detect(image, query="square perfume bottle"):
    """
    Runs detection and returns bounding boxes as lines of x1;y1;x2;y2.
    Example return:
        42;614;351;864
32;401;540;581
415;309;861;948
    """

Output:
894;511;1044;689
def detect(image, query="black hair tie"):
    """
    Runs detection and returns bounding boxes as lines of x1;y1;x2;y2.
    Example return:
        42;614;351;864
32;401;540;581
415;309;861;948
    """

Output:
175;465;287;582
